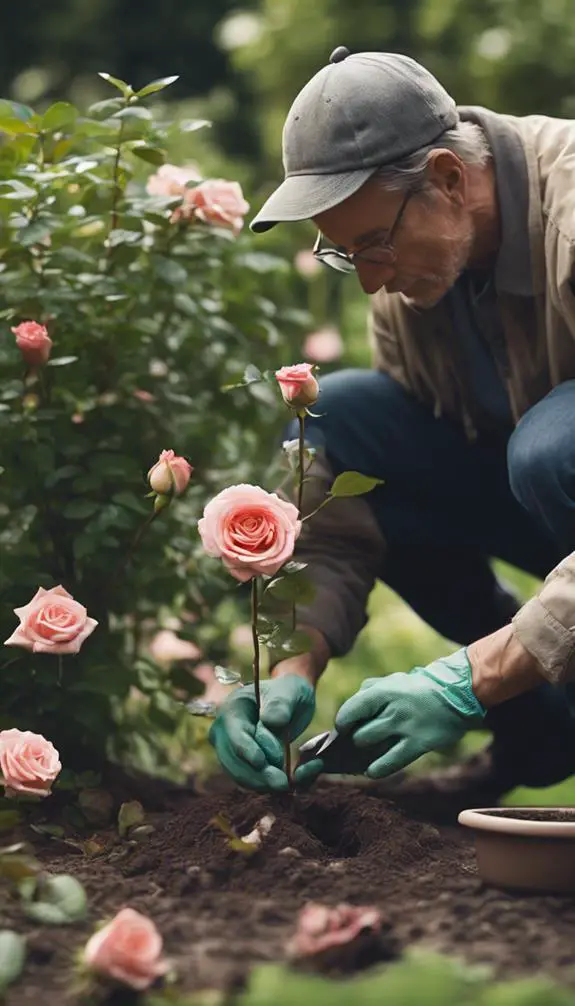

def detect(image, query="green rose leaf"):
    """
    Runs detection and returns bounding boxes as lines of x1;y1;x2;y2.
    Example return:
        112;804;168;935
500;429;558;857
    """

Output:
136;76;180;98
41;102;78;132
23;874;87;925
214;666;242;686
131;144;165;166
329;471;384;498
62;500;100;520
187;700;217;718
265;569;316;605
113;105;152;122
46;356;78;367
0;931;26;992
97;72;133;97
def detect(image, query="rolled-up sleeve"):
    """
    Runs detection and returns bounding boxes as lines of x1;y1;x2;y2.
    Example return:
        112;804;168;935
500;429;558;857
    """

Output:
512;553;575;683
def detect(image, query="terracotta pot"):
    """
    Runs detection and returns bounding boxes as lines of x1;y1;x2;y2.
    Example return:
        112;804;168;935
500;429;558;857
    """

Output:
458;807;575;894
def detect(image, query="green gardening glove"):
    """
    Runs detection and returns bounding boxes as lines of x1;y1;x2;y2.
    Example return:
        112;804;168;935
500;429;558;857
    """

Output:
294;648;485;787
209;675;315;792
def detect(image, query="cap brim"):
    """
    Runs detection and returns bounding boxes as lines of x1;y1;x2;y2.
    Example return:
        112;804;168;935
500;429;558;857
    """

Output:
249;167;377;233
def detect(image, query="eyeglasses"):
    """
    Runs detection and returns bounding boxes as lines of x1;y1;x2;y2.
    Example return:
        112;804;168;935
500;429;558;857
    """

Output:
312;188;415;275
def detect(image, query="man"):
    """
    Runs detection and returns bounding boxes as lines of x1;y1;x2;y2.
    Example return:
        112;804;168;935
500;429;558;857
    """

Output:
209;47;575;813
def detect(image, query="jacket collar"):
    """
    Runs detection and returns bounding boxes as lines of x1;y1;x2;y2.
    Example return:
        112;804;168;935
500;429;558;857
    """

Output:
459;106;542;297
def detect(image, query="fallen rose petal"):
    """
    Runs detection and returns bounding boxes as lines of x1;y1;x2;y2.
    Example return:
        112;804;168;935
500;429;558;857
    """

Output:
83;907;168;990
288;902;382;958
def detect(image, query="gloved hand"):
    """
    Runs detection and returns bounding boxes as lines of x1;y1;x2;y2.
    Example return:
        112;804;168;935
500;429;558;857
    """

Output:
209;674;315;791
294;648;485;787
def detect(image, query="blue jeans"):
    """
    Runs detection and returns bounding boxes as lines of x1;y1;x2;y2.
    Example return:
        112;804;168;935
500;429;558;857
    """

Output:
291;370;575;789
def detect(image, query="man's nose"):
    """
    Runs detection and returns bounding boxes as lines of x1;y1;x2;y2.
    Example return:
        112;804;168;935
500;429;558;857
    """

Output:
355;260;396;295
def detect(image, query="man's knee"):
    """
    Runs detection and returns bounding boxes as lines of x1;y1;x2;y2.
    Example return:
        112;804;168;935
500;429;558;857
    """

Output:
507;386;575;513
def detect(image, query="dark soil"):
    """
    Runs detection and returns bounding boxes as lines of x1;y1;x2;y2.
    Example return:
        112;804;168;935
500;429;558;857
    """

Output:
486;809;575;823
4;778;575;1004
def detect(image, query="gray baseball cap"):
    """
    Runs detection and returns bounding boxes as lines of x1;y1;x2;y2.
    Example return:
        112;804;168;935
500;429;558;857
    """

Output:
250;48;458;233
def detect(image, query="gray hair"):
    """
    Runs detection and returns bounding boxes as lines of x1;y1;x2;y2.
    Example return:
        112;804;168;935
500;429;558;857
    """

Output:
374;121;491;193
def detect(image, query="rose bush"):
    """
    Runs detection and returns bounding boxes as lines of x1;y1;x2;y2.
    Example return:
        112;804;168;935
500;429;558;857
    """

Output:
0;74;306;774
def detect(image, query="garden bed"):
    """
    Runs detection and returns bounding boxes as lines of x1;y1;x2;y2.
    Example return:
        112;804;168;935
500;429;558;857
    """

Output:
3;779;575;1004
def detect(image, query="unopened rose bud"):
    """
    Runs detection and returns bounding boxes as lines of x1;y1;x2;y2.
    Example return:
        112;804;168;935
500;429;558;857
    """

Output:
11;321;53;368
148;449;193;497
275;363;319;411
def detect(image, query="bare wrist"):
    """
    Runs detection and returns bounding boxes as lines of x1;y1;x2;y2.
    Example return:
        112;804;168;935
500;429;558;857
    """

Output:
468;625;545;708
270;626;330;687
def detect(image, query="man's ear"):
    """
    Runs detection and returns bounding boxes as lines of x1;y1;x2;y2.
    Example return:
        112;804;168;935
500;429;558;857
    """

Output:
426;149;466;205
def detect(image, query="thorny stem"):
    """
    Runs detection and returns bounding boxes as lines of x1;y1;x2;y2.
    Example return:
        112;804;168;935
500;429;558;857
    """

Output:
251;577;261;712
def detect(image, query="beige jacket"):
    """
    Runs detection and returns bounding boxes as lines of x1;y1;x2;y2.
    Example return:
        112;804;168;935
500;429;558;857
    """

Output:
293;109;575;683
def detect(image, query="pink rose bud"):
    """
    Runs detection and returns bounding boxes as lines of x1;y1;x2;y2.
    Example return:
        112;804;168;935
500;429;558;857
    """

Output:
198;483;301;582
303;326;344;364
0;728;61;798
83;908;168;990
275;363;319;410
4;585;98;655
11;321;53;368
147;450;193;497
186;179;250;235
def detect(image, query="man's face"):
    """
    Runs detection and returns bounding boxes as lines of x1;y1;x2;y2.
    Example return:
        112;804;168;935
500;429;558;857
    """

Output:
313;154;474;307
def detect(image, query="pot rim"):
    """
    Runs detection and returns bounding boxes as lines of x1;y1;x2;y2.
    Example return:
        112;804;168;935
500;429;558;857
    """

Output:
458;807;575;838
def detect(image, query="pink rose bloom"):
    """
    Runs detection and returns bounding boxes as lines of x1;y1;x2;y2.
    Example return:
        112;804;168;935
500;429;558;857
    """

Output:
294;249;321;278
4;585;98;655
132;389;156;403
0;728;61;798
189;179;250;235
147;449;193;496
149;629;201;664
84;908;168;991
303;326;344;364
275;362;319;410
11;321;53;368
198;484;301;582
146;163;200;198
288;902;382;958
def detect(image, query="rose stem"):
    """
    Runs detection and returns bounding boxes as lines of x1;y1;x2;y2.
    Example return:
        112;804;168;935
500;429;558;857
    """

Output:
297;411;305;515
57;654;63;686
285;410;307;785
251;577;261;713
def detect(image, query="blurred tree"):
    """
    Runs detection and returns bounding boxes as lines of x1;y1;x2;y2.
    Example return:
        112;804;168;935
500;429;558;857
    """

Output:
0;0;260;158
230;0;575;168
